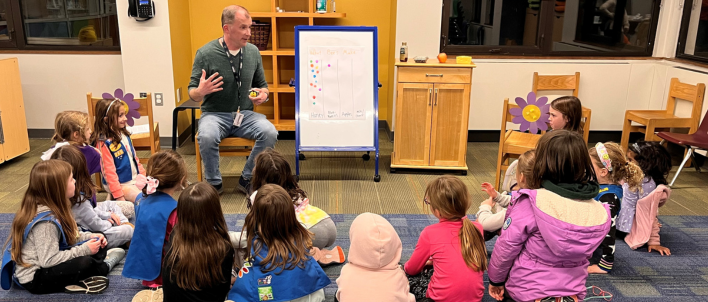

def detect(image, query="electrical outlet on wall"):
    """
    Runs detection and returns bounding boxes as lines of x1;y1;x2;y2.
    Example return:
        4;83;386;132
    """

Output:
155;93;163;106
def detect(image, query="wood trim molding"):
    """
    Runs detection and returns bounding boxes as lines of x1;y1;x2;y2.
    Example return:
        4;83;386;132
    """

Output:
0;50;121;55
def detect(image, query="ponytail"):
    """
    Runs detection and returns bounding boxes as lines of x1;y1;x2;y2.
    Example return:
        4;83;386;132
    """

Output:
620;161;644;194
459;217;488;272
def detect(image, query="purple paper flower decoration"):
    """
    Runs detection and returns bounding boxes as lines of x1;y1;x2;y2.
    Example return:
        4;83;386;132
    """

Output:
102;88;140;126
509;92;550;134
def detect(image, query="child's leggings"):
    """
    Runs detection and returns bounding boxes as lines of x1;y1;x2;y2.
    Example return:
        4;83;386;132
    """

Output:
21;246;109;294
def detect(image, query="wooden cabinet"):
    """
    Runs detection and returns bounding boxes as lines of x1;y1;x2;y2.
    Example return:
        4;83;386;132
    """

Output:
0;58;30;164
392;61;474;172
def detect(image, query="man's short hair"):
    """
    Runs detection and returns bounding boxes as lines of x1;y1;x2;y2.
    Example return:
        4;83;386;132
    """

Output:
222;5;250;27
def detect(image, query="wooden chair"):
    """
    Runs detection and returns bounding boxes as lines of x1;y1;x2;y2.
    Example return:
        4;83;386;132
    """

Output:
620;78;706;152
195;135;256;181
87;92;160;189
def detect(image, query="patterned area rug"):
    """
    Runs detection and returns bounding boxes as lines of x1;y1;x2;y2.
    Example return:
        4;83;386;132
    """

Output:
0;214;705;301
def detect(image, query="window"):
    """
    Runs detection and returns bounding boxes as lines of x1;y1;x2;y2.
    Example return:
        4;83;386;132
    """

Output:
0;0;119;51
677;0;708;63
440;0;660;56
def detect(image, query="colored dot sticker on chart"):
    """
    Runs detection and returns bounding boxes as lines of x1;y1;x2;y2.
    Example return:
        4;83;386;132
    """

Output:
316;66;319;69
313;75;316;78
312;70;314;72
328;64;331;67
313;96;316;99
310;64;313;67
310;83;313;86
319;88;321;91
316;60;319;63
313;102;316;105
317;71;319;74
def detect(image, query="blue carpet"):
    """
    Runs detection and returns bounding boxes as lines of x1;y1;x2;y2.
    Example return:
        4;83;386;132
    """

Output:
0;214;706;301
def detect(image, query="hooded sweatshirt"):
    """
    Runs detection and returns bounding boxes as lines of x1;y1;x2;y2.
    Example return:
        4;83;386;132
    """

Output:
336;213;415;302
488;186;610;302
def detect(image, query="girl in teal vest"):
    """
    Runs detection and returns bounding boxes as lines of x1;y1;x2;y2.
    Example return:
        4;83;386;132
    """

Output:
2;160;124;294
90;98;146;203
229;184;330;302
123;150;187;288
587;142;643;274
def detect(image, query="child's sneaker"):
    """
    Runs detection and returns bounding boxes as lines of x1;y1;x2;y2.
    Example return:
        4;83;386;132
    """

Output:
105;248;126;271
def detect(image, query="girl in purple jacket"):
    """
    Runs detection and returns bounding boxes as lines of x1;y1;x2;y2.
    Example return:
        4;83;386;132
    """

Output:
488;130;611;302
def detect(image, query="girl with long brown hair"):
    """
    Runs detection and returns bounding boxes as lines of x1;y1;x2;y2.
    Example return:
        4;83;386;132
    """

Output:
1;160;124;294
50;145;134;249
161;183;234;301
587;142;643;274
123;150;187;288
228;184;330;302
487;130;610;302
248;149;338;250
404;175;487;302
90;98;145;203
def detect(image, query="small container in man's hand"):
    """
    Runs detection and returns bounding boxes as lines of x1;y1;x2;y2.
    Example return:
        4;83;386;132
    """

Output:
249;89;259;98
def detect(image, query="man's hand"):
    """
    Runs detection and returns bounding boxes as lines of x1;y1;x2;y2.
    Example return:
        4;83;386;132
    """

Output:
192;70;224;102
249;87;269;105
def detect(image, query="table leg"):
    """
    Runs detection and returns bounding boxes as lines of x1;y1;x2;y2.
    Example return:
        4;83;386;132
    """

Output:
172;108;179;150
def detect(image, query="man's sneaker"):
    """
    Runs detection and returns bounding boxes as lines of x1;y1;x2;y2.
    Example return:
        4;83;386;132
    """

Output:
236;176;251;195
212;183;224;195
104;248;126;271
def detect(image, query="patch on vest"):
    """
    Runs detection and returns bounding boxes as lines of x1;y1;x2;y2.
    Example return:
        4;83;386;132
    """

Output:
258;275;272;286
258;286;274;301
503;217;512;230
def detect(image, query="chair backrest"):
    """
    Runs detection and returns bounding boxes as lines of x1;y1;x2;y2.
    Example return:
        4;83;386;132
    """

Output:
666;78;706;126
532;72;580;97
86;92;154;138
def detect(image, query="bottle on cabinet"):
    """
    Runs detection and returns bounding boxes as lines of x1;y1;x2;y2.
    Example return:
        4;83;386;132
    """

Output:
400;42;408;62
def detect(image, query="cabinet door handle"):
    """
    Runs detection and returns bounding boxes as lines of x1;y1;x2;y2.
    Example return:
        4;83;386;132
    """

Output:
426;74;443;77
428;88;432;106
434;88;439;106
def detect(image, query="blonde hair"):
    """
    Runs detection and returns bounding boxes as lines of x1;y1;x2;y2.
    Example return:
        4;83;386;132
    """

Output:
425;175;487;272
589;142;644;192
517;150;536;181
52;111;90;144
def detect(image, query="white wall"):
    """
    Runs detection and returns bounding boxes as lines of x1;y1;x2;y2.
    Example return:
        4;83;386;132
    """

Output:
0;54;124;129
391;0;708;132
115;0;176;138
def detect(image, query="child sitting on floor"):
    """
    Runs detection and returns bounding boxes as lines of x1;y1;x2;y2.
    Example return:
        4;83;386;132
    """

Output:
336;212;415;302
228;184;330;302
619;141;673;256
161;183;234;302
122;150;187;287
42;111;102;176
587;142;643;274
50;145;134;249
1;160;124;294
487;130;610;302
405;175;487;302
478;150;535;240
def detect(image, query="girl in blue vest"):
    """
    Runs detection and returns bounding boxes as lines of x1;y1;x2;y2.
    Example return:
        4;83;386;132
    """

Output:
160;182;234;302
228;184;330;302
90;98;146;203
50;145;135;249
1;160;124;294
123;150;187;288
587;142;643;274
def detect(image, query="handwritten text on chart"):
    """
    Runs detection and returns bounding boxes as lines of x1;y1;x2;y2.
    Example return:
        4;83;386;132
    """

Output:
307;46;366;121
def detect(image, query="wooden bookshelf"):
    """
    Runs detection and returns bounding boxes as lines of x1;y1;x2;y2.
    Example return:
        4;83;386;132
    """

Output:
252;0;345;131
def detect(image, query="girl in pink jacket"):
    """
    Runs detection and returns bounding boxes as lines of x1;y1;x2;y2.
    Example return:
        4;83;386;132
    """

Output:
488;130;611;302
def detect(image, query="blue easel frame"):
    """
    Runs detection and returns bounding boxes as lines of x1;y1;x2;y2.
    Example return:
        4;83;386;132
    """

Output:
294;26;380;182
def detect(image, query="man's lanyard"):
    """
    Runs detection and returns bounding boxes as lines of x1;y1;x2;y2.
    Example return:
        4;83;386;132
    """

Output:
221;38;243;91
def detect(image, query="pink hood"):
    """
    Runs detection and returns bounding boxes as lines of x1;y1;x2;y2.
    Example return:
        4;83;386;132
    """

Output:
336;213;414;302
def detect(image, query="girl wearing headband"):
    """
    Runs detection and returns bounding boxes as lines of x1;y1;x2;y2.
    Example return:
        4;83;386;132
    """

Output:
588;142;643;274
90;98;146;203
123;150;188;288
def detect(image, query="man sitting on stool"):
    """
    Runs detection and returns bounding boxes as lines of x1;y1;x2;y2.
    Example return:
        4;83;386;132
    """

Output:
188;5;277;194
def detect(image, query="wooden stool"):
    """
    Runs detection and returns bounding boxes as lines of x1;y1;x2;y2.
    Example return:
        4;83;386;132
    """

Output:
195;135;256;181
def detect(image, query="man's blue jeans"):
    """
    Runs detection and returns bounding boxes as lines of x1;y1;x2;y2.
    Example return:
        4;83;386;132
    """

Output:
197;111;278;185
